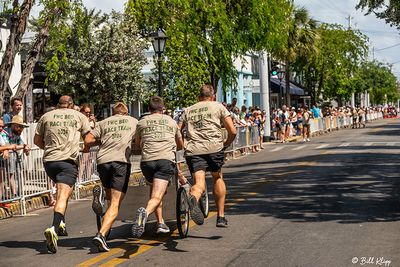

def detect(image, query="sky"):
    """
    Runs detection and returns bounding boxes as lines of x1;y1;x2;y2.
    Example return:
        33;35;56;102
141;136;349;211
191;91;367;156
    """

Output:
82;0;400;79
295;0;400;80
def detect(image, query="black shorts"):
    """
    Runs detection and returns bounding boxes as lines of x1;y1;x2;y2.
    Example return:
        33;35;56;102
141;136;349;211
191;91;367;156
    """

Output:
44;160;78;187
186;150;225;173
140;159;175;184
97;162;131;193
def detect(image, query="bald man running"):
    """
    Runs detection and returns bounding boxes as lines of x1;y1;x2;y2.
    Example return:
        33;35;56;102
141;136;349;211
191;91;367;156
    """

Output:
34;96;91;254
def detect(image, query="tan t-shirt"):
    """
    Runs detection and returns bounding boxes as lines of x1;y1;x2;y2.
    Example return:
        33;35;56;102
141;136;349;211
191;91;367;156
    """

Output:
91;114;138;165
181;101;230;156
35;108;91;163
136;113;181;162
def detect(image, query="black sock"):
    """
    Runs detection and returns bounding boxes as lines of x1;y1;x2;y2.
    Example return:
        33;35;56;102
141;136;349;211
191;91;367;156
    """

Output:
52;212;64;233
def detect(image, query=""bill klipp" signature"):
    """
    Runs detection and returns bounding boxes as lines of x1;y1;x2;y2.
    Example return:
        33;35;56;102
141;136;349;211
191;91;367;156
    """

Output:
352;257;392;266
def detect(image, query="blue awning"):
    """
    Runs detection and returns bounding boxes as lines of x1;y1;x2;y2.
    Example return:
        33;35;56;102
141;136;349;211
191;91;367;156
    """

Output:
270;77;304;96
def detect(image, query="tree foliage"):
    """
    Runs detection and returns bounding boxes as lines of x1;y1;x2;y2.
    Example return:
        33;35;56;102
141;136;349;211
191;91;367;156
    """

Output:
126;0;291;108
15;0;72;99
357;0;400;29
353;60;398;104
0;0;34;114
274;5;318;105
294;23;369;104
42;5;148;107
0;0;76;113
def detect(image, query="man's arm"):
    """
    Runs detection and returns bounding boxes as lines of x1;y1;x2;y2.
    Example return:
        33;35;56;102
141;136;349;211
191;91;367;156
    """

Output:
222;115;237;148
131;132;142;155
175;134;184;151
83;132;99;152
34;134;45;149
0;144;17;152
177;121;185;145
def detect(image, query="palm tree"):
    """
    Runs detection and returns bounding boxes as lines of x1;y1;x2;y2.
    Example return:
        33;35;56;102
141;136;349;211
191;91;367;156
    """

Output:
277;6;318;106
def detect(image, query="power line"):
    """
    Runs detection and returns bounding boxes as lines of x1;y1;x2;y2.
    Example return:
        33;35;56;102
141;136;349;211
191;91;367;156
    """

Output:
375;43;400;51
359;29;400;35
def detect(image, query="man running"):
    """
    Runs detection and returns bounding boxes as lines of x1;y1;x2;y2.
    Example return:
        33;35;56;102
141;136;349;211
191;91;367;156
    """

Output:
34;96;91;254
84;102;138;252
179;84;236;227
132;96;183;238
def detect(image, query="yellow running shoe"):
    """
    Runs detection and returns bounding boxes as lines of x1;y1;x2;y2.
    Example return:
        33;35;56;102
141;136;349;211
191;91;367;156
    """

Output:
44;226;58;254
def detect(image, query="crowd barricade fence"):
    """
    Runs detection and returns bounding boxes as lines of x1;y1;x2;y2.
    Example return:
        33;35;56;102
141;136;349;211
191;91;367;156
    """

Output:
0;113;383;215
306;111;383;135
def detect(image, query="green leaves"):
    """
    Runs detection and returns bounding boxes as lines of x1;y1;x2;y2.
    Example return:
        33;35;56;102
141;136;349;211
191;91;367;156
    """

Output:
353;61;398;104
357;0;400;29
126;0;290;108
43;5;148;108
293;23;369;104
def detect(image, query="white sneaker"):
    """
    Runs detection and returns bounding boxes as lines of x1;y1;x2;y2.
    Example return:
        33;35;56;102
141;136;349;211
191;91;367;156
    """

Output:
302;139;306;142
156;222;170;234
307;138;311;142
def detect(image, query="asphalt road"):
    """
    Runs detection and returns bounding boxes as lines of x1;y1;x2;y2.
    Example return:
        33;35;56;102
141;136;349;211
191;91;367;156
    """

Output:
0;118;399;267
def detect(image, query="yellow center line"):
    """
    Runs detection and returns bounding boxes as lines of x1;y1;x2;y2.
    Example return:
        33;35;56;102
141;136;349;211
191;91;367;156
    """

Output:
98;211;218;266
99;240;165;266
79;178;270;266
76;239;145;267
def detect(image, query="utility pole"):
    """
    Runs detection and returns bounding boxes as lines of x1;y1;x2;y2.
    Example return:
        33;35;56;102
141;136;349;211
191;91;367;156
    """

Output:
372;47;375;61
259;51;271;142
346;15;353;29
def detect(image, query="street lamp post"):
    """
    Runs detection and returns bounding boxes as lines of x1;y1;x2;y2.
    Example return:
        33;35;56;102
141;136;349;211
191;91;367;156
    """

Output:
151;29;167;97
277;71;284;108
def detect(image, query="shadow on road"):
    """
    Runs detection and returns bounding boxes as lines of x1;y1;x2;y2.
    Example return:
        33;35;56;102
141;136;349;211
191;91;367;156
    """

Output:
224;148;400;224
0;235;95;254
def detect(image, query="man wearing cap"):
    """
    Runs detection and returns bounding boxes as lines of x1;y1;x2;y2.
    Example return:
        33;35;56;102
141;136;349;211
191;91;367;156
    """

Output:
34;95;91;254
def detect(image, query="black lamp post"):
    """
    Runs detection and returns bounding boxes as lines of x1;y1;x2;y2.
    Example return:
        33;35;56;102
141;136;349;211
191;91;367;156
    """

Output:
151;29;167;97
277;71;284;108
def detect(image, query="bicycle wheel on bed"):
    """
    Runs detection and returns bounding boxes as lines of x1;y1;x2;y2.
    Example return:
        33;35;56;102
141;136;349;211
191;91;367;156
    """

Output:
176;186;190;238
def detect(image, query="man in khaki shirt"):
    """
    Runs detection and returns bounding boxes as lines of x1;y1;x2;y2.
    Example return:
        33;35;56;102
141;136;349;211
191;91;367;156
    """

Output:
34;96;91;254
132;96;183;238
84;102;138;252
179;84;236;227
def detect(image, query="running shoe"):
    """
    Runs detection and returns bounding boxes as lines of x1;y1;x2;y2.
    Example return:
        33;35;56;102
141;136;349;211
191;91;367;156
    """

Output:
216;216;228;228
156;222;170;234
92;185;104;215
44;226;58;254
92;232;110;252
188;194;204;225
58;221;68;236
131;207;147;238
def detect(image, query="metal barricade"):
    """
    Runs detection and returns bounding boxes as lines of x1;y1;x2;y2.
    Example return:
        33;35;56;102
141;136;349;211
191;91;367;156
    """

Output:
0;112;386;215
223;125;259;157
0;152;23;203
